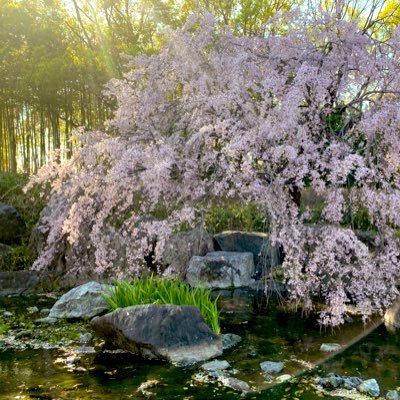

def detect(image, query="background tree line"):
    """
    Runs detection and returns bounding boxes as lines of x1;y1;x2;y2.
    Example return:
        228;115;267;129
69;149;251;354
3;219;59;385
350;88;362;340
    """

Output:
0;0;398;173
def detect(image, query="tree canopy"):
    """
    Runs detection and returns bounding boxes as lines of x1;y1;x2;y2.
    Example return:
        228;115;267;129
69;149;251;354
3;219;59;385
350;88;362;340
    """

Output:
28;7;400;326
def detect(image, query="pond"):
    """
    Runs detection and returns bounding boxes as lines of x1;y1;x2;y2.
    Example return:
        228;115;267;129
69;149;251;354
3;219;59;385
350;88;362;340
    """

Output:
0;289;398;399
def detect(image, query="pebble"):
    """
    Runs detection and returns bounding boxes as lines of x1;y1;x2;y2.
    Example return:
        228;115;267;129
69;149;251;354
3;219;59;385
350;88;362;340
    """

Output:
276;374;292;383
40;309;51;316
247;349;258;358
3;311;13;318
260;361;284;374
320;343;341;352
26;306;39;314
386;390;400;400
357;379;380;398
79;333;93;344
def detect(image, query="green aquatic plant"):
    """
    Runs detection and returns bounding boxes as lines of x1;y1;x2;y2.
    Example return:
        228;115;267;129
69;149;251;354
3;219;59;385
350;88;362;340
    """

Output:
103;275;220;334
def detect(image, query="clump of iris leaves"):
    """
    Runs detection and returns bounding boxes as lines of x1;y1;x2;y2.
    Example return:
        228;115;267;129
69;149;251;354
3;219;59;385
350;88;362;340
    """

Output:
103;275;220;334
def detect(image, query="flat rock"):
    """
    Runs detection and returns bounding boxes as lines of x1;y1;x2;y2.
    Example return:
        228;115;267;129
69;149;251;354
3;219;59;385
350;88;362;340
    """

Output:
201;360;230;371
49;281;111;319
91;304;223;366
186;251;255;288
260;361;284;374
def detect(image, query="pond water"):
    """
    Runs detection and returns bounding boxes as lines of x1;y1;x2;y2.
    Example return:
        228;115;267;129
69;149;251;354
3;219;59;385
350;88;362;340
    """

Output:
0;290;398;399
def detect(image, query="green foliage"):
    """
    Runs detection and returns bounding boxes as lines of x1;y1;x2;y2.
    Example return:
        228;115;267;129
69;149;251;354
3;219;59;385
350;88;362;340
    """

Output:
0;323;9;334
104;275;220;334
343;202;375;231
0;173;44;230
204;200;265;234
0;172;45;271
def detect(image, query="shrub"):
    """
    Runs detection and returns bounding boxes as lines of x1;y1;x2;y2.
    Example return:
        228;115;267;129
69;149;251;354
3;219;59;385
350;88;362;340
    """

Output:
0;173;45;271
103;275;220;334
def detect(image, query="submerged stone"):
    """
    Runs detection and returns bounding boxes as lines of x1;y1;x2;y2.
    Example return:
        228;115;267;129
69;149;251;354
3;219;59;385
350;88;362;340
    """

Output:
218;377;250;393
221;333;242;350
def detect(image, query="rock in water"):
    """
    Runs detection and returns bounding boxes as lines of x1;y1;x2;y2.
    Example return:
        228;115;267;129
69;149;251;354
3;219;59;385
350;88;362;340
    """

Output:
221;333;242;350
260;361;284;374
0;203;25;244
218;377;250;394
320;343;341;352
358;379;380;398
186;251;255;288
386;390;400;400
201;360;230;371
49;281;111;319
91;304;223;365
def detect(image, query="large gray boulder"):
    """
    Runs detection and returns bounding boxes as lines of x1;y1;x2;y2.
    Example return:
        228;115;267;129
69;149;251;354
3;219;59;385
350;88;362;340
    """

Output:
186;251;255;288
0;203;25;244
91;304;222;365
0;270;46;296
213;231;281;274
49;281;111;319
162;227;214;278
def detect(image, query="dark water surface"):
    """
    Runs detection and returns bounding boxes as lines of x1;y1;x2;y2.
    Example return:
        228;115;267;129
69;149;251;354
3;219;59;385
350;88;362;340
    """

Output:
0;291;398;399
